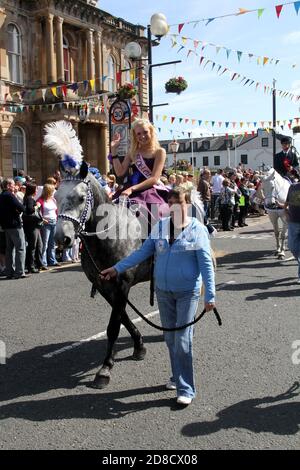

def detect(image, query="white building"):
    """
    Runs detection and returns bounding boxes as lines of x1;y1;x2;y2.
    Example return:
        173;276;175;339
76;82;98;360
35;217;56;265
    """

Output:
160;129;297;171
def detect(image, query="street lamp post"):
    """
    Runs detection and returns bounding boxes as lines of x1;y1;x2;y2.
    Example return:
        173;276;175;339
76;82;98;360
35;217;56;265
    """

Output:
170;138;180;174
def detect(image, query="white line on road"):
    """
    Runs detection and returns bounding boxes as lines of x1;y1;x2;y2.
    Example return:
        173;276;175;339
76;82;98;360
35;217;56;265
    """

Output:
43;310;159;359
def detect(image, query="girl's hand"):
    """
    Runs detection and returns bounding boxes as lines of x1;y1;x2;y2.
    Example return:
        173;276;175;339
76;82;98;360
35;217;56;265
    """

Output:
111;133;121;154
121;187;133;197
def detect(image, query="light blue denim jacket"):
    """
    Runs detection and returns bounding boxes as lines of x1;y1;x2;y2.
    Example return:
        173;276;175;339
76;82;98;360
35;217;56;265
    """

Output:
114;217;215;303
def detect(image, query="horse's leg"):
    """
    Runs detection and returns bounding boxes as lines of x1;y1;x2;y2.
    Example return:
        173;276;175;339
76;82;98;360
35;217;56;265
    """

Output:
278;213;288;259
93;301;125;389
268;212;280;254
121;312;147;361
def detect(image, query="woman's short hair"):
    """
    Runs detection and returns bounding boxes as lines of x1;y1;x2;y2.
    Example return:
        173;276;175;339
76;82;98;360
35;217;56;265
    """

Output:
46;177;57;185
25;183;37;197
167;186;191;203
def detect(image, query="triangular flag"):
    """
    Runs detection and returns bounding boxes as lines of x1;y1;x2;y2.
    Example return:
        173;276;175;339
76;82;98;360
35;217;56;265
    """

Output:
254;122;257;127
240;122;244;128
263;57;269;66
171;117;175;124
194;40;200;49
187;49;193;58
102;75;108;82
199;56;205;66
225;122;229;128
217;65;222;73
237;8;251;15
257;57;261;65
226;48;231;59
198;120;202;126
237;51;242;62
70;83;79;92
179;118;183;123
155;115;159;121
295;1;300;15
205;18;215;26
41;89;46;101
182;37;187;45
220;67;228;75
192;119;196;125
178;23;185;34
218;122;222;127
177;45;185;53
51;87;58;98
248;53;254;61
275;5;283;18
162;115;167;122
61;85;67;97
83;80;89;91
211;121;215;127
258;8;265;18
185;118;189;124
231;72;238;81
216;46;221;54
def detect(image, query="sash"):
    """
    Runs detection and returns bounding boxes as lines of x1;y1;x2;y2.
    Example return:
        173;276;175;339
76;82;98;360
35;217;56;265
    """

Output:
135;154;168;191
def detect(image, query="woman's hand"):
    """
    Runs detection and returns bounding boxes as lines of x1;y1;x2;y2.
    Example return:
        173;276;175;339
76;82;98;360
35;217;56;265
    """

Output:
100;267;118;281
111;133;121;155
205;302;215;312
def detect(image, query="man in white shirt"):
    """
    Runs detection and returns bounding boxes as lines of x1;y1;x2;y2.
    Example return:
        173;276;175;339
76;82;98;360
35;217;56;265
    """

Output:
211;169;224;219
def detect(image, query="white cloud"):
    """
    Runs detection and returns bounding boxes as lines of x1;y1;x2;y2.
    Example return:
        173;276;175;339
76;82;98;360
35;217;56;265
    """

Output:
282;31;300;45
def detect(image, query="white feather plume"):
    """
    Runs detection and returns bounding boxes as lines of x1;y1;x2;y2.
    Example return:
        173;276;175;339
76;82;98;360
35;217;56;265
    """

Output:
43;120;83;168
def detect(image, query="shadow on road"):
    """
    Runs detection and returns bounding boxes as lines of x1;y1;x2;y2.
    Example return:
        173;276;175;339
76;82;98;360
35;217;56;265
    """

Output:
0;334;164;405
0;385;176;422
182;382;300;437
221;277;296;292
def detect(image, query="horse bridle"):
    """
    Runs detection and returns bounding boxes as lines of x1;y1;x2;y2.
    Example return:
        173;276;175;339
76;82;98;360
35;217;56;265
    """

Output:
58;176;94;236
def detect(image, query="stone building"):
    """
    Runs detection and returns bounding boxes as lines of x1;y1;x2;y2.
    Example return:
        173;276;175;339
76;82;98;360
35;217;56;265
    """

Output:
0;0;148;181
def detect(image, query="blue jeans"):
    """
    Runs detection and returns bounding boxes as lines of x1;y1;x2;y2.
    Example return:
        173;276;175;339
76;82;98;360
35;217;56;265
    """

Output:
288;222;300;278
155;287;200;398
41;222;57;266
5;228;26;276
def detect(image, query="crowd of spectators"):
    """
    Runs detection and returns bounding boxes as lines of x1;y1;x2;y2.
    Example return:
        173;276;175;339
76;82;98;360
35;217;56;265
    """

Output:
0;163;266;279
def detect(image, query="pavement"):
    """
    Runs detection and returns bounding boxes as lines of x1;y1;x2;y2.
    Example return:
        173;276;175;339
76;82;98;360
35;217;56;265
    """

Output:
0;215;299;450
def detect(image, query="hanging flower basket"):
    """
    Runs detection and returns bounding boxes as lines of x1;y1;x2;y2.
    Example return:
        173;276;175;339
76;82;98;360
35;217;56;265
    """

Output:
117;83;138;100
165;76;188;94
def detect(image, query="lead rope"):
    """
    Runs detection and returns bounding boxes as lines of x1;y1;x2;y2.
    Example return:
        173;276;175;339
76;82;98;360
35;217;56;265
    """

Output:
79;233;222;332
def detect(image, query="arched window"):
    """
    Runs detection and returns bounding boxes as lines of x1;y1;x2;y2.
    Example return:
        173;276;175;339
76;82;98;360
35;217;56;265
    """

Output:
12;127;26;177
123;59;131;84
63;36;70;82
106;55;115;92
7;24;22;84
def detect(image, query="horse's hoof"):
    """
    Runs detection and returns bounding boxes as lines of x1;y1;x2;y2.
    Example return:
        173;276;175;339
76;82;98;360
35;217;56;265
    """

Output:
132;346;147;361
91;374;110;389
278;254;285;260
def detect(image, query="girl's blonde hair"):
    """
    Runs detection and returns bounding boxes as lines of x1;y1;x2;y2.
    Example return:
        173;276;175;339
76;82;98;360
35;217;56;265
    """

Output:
128;118;161;162
41;184;55;200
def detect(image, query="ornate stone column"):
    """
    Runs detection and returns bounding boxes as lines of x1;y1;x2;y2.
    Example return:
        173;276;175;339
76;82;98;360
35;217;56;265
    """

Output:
94;30;102;90
98;125;109;174
86;29;95;80
55;16;64;82
45;13;56;83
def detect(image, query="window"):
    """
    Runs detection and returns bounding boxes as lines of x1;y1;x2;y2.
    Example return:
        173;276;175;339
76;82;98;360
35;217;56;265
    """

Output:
63;36;70;82
12;127;26;177
214;155;220;166
262;138;269;147
241;154;248;164
179;143;185;153
107;55;115;92
7;24;22;84
123;59;131;84
203;156;209;166
203;140;210;150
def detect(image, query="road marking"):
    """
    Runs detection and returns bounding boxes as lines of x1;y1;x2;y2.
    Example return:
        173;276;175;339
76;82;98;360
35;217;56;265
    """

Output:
43;310;160;359
217;233;273;240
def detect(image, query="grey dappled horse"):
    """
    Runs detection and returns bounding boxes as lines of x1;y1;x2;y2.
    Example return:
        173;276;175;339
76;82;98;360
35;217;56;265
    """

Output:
55;161;204;388
55;162;151;389
256;168;291;259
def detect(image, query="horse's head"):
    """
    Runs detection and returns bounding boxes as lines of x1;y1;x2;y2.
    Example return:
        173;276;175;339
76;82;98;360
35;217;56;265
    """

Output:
55;161;103;248
261;168;291;208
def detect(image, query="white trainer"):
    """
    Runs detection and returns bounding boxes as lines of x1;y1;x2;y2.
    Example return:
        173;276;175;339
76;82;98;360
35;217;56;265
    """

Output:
177;396;193;405
165;381;176;390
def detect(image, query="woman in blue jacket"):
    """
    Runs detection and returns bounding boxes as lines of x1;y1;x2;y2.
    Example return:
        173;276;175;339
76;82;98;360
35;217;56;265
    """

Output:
100;187;216;406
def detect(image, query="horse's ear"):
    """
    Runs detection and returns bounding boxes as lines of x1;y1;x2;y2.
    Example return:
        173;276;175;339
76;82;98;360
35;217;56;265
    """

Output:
80;161;89;179
59;160;68;178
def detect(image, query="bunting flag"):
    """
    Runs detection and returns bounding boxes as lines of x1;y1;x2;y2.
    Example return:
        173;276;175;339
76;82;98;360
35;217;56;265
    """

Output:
275;4;284;17
169;2;300;31
169;33;297;69
51;87;58;98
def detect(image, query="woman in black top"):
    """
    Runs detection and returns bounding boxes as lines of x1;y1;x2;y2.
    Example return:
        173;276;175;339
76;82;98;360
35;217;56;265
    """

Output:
23;183;43;273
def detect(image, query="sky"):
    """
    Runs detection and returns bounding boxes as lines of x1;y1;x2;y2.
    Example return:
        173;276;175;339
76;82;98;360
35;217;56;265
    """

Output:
98;0;300;140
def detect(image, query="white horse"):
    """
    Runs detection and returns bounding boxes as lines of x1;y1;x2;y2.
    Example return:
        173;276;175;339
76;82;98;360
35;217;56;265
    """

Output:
257;168;291;259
